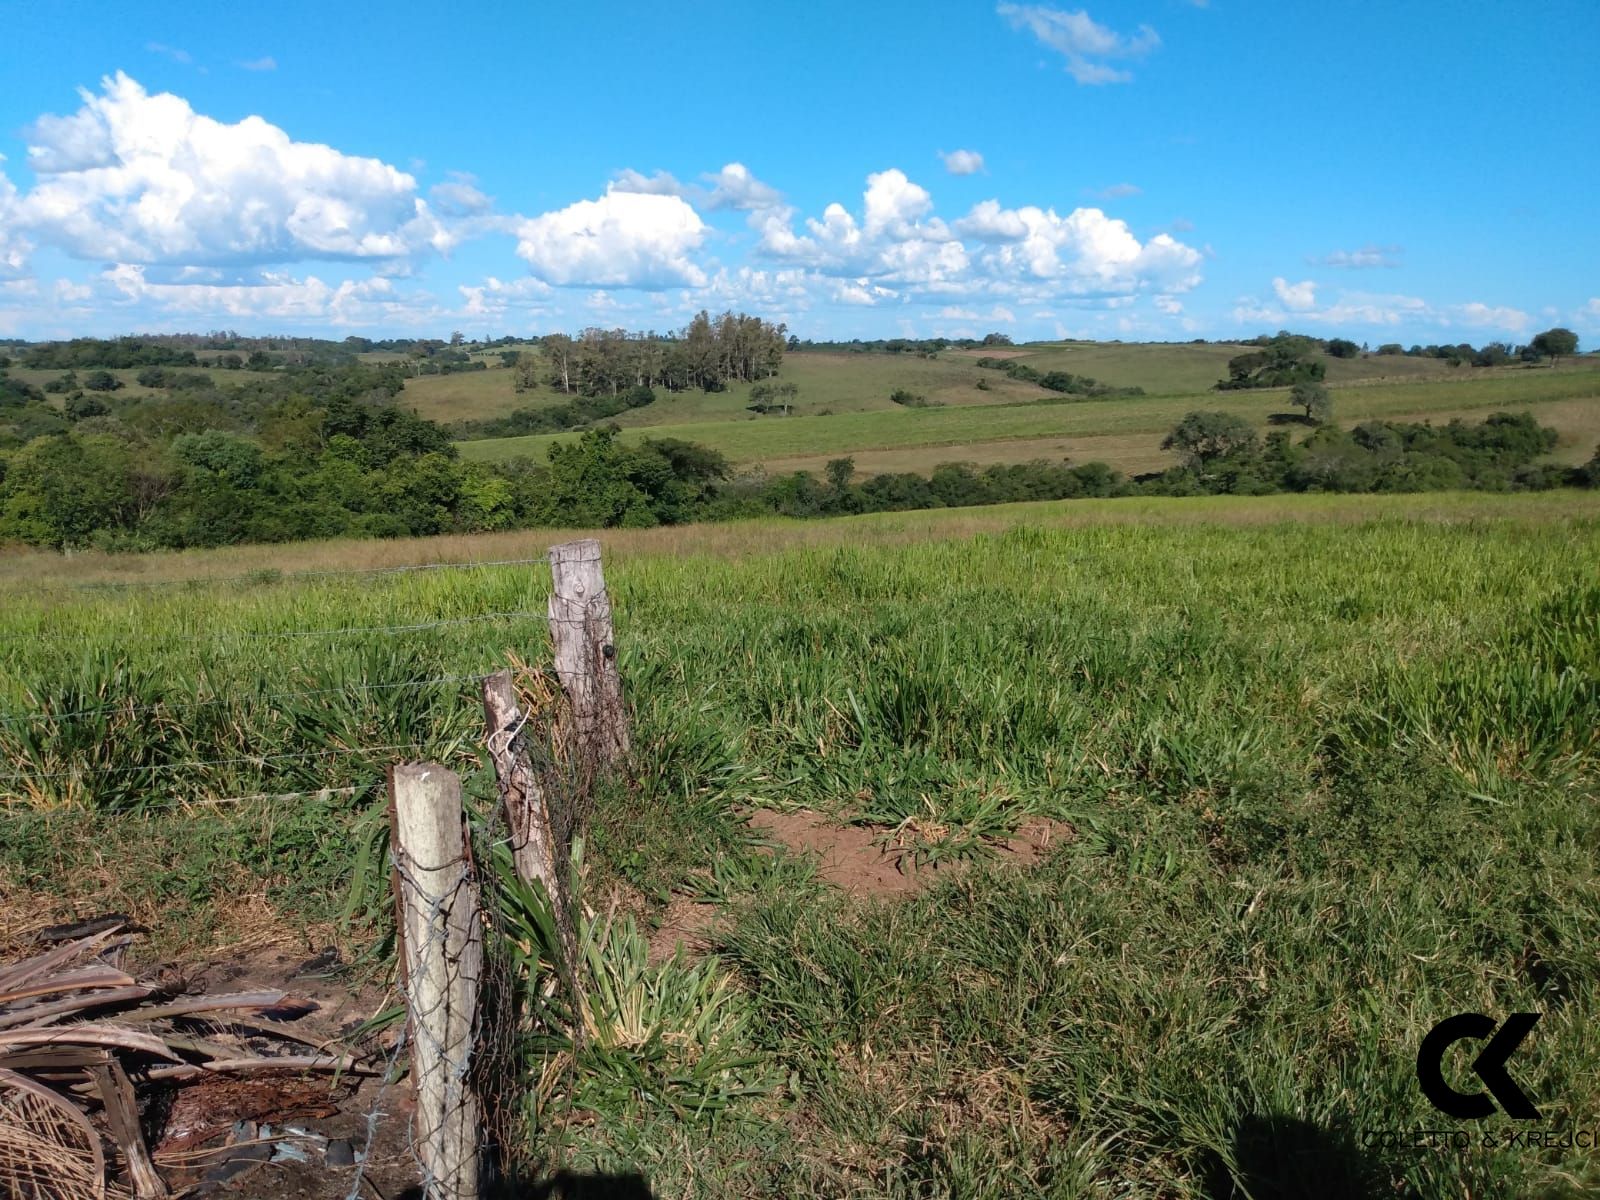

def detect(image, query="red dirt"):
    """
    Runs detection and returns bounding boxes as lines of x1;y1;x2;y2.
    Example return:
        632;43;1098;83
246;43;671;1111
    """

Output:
744;810;1073;898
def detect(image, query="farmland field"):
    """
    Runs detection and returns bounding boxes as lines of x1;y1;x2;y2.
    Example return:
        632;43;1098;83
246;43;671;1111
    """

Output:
455;358;1600;471
3;488;1598;1196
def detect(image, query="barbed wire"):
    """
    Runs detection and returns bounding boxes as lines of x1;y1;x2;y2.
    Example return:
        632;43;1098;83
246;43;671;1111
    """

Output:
0;673;498;728
2;605;616;652
0;610;547;647
0;741;448;784
66;555;554;593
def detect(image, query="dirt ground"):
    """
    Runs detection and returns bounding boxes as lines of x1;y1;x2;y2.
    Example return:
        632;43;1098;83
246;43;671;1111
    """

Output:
11;810;1071;1198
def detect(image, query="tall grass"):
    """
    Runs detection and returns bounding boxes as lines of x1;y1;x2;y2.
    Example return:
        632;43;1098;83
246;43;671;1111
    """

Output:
1;492;1597;1195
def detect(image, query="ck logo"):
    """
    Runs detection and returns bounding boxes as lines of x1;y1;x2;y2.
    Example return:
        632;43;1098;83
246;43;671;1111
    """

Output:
1416;1012;1541;1120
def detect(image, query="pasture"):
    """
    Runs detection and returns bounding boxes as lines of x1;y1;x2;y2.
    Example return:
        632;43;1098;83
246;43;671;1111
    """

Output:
455;360;1600;472
3;488;1597;1197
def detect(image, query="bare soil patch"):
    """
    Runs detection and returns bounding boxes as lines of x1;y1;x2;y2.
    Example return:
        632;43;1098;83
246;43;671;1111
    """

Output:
745;810;1072;899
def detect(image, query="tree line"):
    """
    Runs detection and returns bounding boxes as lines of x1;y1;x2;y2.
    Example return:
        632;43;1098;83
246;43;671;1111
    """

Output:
527;311;788;397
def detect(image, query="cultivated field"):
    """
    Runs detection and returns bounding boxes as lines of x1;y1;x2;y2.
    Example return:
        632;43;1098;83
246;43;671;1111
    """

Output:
3;489;1597;1196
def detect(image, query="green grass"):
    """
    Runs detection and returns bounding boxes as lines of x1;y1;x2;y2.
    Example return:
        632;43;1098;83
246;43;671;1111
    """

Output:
457;364;1600;469
2;490;1597;1196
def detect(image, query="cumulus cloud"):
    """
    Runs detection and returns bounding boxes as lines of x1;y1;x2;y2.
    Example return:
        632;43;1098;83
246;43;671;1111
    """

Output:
1272;277;1317;310
941;149;985;175
703;162;783;212
429;176;493;217
997;4;1160;85
0;162;31;277
458;274;551;318
611;162;782;216
610;168;686;197
1320;244;1402;269
514;189;708;288
756;169;1201;309
956;202;1202;295
13;73;451;269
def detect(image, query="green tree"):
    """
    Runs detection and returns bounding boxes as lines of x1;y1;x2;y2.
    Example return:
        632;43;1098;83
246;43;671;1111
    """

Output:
1218;334;1326;390
1290;381;1333;424
1324;338;1360;359
1162;411;1258;469
1529;327;1579;365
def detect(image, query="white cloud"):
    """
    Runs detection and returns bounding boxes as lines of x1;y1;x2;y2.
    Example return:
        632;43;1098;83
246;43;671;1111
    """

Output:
1452;301;1529;332
145;43;191;65
0;162;31;277
997;4;1160;85
757;171;1200;309
1154;295;1183;315
942;149;985;175
238;56;277;71
703;162;782;212
1233;285;1532;337
1577;298;1600;330
13;73;451;269
513;189;708;288
429;177;493;217
1320;244;1402;269
956;202;1202;295
95;262;439;326
1272;277;1317;310
458;275;552;318
1091;182;1141;200
610;168;686;197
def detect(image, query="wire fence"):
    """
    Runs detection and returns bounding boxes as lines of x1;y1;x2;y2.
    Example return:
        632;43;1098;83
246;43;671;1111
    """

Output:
4;540;618;1197
66;555;554;593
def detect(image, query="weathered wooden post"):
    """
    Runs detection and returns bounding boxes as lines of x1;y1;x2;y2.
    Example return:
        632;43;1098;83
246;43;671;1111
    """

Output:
480;670;581;1015
388;763;482;1200
547;539;630;771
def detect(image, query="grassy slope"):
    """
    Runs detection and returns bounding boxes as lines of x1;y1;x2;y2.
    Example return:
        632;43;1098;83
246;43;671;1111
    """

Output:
2;489;1597;1196
457;363;1600;470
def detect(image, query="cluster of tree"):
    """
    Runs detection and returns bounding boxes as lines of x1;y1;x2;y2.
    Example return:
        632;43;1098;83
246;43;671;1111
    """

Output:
749;381;799;414
975;358;1144;398
535;311;787;397
135;367;222;390
1149;410;1583;496
1373;328;1580;367
1216;334;1327;390
20;339;202;370
411;348;489;376
451;386;659;440
715;456;1125;519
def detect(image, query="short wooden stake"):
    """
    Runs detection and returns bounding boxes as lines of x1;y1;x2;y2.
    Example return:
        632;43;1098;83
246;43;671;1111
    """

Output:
547;539;630;771
388;763;482;1200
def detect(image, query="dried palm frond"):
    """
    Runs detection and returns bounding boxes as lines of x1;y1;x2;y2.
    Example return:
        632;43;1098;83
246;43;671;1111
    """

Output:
0;917;367;1199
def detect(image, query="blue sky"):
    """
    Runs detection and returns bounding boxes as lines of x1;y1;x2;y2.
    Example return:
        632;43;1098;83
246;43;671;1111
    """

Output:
0;0;1595;346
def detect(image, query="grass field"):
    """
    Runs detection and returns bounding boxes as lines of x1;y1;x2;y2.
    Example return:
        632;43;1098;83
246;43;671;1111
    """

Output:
456;362;1600;472
2;489;1598;1196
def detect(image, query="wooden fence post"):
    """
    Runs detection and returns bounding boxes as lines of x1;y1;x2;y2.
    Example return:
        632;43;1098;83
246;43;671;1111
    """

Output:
480;670;582;1013
388;763;482;1200
547;539;630;771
